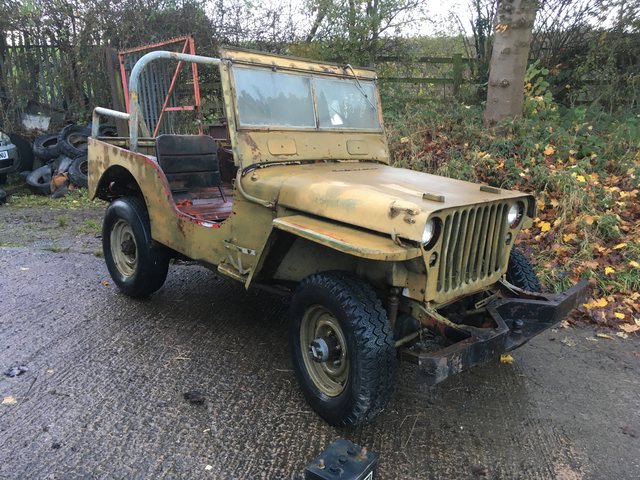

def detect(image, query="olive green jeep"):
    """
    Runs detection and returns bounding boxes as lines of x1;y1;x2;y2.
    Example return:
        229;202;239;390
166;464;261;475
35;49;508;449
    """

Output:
88;48;587;427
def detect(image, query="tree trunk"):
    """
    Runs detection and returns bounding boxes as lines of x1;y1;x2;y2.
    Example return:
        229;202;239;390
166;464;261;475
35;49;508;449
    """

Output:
483;0;538;126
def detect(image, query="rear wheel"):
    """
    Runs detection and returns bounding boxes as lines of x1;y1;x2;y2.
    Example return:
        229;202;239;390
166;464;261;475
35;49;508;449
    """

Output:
289;272;397;427
102;196;169;298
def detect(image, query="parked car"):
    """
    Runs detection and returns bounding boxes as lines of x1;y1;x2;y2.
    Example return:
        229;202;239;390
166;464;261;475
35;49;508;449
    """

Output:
88;48;587;427
0;131;19;184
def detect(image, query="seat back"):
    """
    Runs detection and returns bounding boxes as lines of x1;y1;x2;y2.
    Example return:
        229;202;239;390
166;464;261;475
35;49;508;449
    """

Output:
156;134;222;190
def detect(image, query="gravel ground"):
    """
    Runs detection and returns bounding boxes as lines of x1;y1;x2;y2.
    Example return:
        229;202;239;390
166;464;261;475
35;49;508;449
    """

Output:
0;203;639;479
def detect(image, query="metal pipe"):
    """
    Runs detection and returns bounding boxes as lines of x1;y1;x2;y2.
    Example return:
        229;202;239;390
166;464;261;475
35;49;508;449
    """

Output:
234;170;275;209
128;50;221;151
394;331;421;348
92;107;130;137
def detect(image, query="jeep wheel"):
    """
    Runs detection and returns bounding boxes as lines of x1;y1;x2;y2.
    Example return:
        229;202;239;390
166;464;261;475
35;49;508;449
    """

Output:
103;196;169;298
289;272;397;427
506;247;542;293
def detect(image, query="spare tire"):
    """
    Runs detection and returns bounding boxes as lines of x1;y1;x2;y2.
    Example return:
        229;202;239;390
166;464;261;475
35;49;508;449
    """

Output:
8;133;35;171
68;155;88;188
58;124;90;158
98;123;118;137
33;133;60;161
26;165;53;195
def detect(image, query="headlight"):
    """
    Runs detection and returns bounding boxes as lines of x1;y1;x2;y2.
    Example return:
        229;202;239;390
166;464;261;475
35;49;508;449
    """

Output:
422;218;437;246
0;132;10;146
507;202;524;228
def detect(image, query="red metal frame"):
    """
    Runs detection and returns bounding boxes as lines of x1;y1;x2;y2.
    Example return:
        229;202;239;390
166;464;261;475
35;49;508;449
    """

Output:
118;36;202;135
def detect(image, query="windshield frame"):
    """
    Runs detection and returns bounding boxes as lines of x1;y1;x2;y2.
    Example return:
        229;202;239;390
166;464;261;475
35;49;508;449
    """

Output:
229;64;383;133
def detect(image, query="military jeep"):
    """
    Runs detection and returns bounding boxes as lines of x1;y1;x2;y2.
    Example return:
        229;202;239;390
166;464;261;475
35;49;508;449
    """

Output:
88;48;587;427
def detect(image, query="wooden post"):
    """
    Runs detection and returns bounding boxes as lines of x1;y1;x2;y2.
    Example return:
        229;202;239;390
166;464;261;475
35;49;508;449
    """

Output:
0;31;8;114
452;53;463;98
104;47;128;136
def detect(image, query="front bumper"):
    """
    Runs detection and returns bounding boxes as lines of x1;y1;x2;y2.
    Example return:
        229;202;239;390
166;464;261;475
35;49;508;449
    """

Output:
399;280;589;385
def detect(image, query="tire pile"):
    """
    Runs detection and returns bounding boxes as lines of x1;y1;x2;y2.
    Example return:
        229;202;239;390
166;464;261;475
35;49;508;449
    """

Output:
26;124;92;197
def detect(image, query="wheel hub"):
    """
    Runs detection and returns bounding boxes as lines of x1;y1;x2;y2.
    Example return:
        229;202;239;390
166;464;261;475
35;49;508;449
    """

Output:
110;219;138;277
121;238;136;256
309;336;341;363
300;305;349;397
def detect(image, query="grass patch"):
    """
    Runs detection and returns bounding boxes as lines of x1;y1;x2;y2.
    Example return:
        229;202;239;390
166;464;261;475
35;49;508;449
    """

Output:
76;218;101;235
7;186;98;209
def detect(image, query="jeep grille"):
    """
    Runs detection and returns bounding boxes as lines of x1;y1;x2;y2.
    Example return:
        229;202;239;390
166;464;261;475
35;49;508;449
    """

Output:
436;202;510;293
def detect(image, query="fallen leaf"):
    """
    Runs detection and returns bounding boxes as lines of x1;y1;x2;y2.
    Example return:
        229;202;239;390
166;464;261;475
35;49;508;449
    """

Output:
604;266;615;275
101;280;109;287
1;396;17;405
614;312;625;320
544;144;555;156
583;215;595;225
629;261;640;269
500;354;514;364
576;175;586;183
596;333;614;340
400;137;409;144
616;332;629;339
620;324;640;333
539;221;551;232
583;298;608;309
612;243;627;250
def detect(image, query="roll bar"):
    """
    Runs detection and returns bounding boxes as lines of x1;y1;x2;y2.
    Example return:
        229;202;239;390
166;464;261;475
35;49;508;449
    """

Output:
92;50;221;152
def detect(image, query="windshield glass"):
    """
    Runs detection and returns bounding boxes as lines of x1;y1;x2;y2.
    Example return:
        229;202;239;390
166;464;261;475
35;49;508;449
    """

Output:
232;67;380;131
315;77;379;130
233;68;315;128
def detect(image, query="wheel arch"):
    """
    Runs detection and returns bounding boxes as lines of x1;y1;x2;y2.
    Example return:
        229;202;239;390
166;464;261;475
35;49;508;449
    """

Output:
249;227;420;302
94;165;143;201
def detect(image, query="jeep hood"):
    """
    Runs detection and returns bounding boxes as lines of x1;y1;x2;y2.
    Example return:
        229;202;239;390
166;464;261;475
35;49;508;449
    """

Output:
242;162;533;242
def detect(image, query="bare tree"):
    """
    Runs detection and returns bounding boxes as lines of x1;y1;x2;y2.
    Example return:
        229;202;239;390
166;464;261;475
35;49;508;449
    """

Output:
304;0;428;65
484;0;539;125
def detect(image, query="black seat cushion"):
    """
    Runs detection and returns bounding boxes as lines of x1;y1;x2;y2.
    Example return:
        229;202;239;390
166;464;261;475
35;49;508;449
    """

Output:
156;135;222;190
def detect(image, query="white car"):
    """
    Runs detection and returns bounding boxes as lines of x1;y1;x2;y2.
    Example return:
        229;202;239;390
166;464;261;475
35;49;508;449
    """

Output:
0;131;19;183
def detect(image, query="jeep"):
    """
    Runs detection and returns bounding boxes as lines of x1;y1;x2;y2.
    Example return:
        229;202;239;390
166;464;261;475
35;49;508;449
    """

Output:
88;48;587;427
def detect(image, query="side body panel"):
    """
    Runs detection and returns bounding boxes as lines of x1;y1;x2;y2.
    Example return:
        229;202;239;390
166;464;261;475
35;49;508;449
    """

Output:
88;138;274;275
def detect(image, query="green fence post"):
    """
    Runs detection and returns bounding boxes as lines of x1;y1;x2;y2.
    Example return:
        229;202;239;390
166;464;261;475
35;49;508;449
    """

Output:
452;53;463;98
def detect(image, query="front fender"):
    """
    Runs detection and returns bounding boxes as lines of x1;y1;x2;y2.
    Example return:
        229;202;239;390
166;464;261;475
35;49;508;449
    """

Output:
272;214;422;261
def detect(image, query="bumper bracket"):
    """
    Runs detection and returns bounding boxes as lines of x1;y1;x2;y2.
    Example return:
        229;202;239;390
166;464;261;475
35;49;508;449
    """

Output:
399;280;589;385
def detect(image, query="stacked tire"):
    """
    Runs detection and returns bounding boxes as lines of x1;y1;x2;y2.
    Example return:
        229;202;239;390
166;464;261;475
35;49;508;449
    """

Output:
27;124;90;195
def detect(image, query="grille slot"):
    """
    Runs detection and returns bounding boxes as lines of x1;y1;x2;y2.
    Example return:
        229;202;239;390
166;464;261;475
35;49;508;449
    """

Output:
436;203;509;293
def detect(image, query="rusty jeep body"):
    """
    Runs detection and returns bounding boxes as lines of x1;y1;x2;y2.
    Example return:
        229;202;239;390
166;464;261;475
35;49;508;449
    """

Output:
88;48;587;427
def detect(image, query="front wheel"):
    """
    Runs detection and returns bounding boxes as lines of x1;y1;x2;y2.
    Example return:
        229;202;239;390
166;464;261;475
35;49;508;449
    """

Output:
102;196;169;298
506;247;542;293
289;272;397;427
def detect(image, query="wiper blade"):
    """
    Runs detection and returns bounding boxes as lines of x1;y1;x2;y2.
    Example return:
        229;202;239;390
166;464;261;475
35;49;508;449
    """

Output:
343;64;377;111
